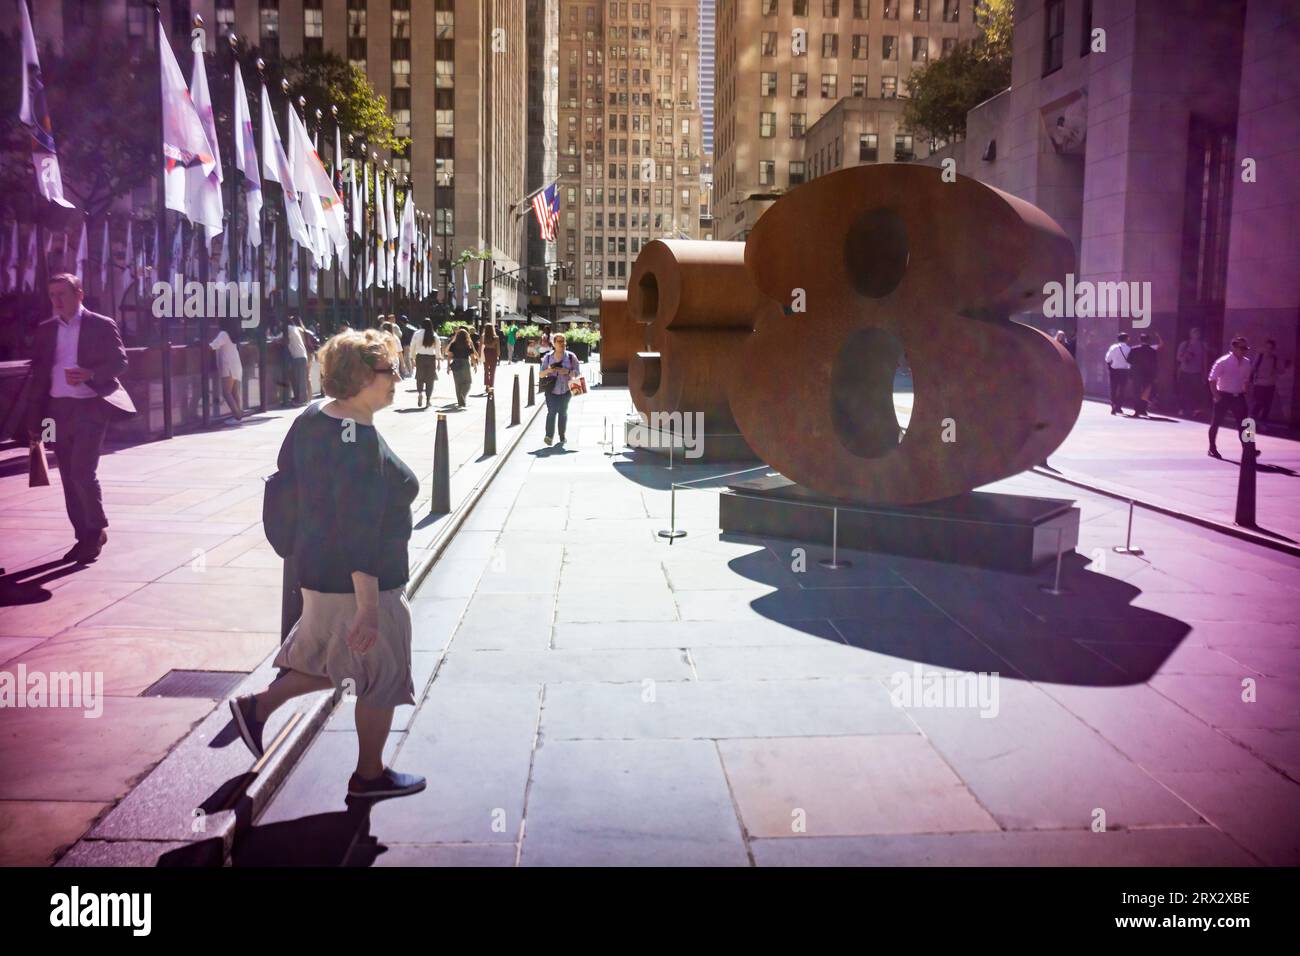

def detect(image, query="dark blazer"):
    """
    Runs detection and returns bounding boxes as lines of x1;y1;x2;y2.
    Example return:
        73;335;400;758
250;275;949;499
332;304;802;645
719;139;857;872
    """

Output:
23;308;138;437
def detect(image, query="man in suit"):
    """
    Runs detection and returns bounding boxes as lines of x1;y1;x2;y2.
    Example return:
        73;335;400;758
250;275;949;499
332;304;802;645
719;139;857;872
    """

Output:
24;273;137;563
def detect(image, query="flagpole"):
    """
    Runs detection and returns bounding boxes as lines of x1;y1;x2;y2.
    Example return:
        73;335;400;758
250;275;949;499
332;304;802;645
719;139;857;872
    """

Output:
189;15;212;429
297;94;308;320
256;58;269;412
154;3;174;440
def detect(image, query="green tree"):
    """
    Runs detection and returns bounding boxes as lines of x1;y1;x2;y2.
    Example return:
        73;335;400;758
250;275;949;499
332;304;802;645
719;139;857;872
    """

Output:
902;0;1014;143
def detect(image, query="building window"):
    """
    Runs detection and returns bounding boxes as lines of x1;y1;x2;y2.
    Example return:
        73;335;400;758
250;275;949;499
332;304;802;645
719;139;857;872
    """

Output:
790;112;806;137
894;134;914;161
761;32;777;56
822;34;838;57
793;0;808;15
881;75;897;98
437;8;453;38
912;36;928;62
792;72;807;97
821;74;837;98
853;0;868;16
942;0;960;23
851;75;867;96
260;0;280;57
126;0;147;37
762;0;777;14
883;0;898;19
882;35;897;59
760;112;776;138
914;0;929;20
823;0;839;14
1043;0;1065;74
216;0;236;38
852;34;869;59
942;37;956;57
761;72;777;96
789;161;806;185
392;59;411;88
859;132;878;161
758;161;775;186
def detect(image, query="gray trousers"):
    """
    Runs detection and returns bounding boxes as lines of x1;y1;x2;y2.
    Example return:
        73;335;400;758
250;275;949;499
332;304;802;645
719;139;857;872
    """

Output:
49;396;110;541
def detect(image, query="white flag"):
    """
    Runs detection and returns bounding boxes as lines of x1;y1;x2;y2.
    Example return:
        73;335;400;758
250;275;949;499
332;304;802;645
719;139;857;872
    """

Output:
386;174;398;246
232;62;263;247
260;85;312;251
375;231;386;289
6;221;18;291
18;0;73;208
159;19;216;222
99;218;111;292
73;220;87;282
351;160;363;238
397;188;415;290
287;104;348;258
186;38;224;241
375;168;388;243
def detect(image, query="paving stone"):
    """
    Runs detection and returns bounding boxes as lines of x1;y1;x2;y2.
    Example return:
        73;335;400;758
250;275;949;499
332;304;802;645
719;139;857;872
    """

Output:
1217;728;1300;780
0;800;110;866
1154;769;1300;865
436;648;693;684
673;586;930;623
720;736;998;838
519;739;749;866
554;583;679;623
541;678;915;739
79;581;281;632
1150;674;1300;730
350;843;517;867
451;592;553;650
552;618;843;650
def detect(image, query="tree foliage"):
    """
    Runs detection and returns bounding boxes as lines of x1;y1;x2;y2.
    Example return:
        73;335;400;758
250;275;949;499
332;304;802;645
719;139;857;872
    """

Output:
902;0;1014;143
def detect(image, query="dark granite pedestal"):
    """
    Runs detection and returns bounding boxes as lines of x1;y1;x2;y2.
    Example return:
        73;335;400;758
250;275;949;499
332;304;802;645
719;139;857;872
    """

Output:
720;475;1080;572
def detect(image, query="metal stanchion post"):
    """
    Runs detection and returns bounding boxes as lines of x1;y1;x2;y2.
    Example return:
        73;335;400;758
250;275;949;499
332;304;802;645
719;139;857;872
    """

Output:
658;482;687;541
818;506;852;569
430;413;451;514
1113;499;1145;556
1039;526;1070;595
1235;439;1258;528
527;365;536;407
484;387;497;456
510;374;521;426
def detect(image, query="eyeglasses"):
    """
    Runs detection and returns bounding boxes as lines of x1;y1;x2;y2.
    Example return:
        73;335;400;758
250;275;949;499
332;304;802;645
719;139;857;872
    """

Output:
370;364;398;376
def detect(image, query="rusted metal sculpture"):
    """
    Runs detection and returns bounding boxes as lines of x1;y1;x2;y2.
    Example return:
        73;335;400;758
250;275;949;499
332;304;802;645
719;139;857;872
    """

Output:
627;164;1083;501
597;290;633;385
627;240;779;459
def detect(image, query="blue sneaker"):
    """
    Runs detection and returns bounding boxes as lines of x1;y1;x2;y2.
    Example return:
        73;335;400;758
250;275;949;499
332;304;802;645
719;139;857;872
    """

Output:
229;695;266;759
347;769;427;799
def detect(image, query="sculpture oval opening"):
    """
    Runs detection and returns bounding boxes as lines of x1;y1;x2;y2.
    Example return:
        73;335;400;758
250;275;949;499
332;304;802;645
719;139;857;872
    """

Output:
636;273;660;323
844;207;909;298
831;326;905;459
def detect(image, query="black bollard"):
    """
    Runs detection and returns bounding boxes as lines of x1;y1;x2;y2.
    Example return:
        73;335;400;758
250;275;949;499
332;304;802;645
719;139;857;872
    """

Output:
527;365;536;407
281;554;302;642
1235;437;1257;527
484;387;497;456
510;374;521;426
431;413;451;514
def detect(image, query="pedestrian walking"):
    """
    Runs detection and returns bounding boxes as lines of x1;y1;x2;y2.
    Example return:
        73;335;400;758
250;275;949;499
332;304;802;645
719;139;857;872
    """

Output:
444;327;477;407
506;323;518;364
1207;335;1254;459
1054;329;1077;359
1250;339;1290;426
1176;327;1208;418
229;329;426;800
1127;330;1162;417
22;273;138;564
539;332;581;446
1104;332;1133;415
481;324;500;391
410;318;441;409
209;318;245;422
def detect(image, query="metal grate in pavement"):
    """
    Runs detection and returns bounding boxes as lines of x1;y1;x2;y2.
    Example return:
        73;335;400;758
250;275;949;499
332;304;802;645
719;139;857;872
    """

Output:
141;670;247;699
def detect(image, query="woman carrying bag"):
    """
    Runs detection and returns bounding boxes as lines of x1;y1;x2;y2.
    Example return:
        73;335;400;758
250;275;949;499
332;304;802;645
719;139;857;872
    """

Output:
539;332;582;446
444;326;478;407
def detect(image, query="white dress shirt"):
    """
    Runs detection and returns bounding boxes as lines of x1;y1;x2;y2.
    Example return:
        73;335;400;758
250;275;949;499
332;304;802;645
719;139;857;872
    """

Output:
49;306;98;400
286;324;307;359
1104;342;1132;370
1208;353;1252;395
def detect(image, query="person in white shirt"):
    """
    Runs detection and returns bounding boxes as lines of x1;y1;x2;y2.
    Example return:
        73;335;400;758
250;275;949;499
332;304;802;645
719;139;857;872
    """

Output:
409;318;442;409
285;317;309;406
1103;332;1133;415
209;320;245;422
1207;336;1253;459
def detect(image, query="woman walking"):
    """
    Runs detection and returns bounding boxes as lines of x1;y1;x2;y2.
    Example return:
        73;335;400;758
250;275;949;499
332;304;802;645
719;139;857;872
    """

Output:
229;329;425;799
481;324;500;391
539;332;580;446
410;318;441;409
444;326;478;407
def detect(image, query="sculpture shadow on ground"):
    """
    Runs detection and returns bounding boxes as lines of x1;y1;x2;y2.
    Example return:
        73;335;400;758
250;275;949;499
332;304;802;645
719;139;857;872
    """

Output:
611;449;769;491
720;536;1191;688
228;801;376;867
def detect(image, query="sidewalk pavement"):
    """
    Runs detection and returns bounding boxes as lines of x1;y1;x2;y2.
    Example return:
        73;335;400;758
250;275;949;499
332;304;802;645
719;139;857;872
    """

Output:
0;358;537;866
896;393;1300;543
242;386;1300;866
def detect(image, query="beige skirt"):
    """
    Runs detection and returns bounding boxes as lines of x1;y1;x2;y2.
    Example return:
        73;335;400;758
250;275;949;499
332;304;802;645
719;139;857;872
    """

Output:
273;587;415;708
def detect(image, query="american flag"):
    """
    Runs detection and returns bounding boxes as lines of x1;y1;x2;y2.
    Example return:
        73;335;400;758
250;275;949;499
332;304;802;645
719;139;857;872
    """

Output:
531;182;560;242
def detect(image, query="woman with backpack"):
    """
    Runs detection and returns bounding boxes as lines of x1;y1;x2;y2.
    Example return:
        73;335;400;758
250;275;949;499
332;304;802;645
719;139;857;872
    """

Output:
410;318;441;409
539;332;581;446
229;329;426;800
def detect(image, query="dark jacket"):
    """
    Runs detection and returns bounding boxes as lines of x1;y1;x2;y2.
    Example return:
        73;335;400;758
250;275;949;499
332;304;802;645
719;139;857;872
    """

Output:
23;308;137;437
